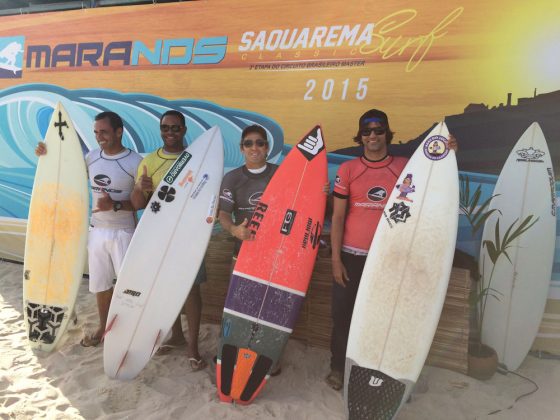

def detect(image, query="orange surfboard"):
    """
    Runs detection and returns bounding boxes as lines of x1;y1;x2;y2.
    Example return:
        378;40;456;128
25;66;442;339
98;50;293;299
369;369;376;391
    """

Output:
217;125;328;404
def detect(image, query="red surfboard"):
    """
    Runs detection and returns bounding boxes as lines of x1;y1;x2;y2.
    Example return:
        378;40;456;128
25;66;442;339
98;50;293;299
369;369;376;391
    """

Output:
217;125;327;404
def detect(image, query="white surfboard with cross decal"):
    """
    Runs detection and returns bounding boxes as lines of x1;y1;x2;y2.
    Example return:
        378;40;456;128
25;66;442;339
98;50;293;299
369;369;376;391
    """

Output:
23;102;89;352
104;126;223;380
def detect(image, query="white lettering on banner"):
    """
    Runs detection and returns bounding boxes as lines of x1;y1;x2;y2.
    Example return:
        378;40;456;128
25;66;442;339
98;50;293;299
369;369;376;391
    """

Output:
239;24;375;52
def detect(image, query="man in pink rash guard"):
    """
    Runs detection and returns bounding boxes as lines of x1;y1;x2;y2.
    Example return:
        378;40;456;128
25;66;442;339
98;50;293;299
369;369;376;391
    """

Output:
326;109;457;390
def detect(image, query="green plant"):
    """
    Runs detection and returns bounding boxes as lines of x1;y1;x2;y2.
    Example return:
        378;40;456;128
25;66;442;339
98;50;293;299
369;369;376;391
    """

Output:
459;174;500;235
460;175;539;353
477;215;538;349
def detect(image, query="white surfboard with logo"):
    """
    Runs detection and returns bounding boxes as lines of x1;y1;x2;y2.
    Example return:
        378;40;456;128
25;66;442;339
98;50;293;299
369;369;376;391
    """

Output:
344;122;459;419
23;102;89;352
104;126;223;379
480;122;556;371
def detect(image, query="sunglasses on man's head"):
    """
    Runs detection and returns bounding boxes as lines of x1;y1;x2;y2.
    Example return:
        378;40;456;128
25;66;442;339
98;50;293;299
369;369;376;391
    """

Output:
360;127;386;136
242;139;267;148
160;124;183;133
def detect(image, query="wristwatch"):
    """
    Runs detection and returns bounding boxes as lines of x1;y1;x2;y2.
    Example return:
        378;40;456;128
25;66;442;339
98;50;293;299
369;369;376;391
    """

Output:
113;200;123;212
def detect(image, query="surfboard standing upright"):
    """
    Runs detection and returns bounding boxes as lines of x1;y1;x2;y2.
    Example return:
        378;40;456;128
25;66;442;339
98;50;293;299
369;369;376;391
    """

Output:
217;125;328;405
344;122;459;419
23;102;89;352
104;126;223;380
479;122;556;371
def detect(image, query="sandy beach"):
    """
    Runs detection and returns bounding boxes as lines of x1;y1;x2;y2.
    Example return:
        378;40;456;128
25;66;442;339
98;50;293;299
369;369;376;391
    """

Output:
1;259;559;420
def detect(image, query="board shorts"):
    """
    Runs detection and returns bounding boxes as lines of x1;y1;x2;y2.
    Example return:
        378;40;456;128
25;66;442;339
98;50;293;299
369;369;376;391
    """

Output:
88;226;135;293
194;259;207;285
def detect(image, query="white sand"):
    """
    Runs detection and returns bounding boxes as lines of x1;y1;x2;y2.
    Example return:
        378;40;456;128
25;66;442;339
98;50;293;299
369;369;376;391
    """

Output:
1;259;559;419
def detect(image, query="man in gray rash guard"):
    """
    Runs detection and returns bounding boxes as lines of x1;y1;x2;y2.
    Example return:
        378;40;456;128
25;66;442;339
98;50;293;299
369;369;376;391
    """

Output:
217;124;282;376
218;124;278;259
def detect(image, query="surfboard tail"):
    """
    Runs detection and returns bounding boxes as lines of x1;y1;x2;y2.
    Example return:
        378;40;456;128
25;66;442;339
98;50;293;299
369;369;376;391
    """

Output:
234;376;268;406
217;344;274;404
346;365;407;419
216;362;233;403
230;348;258;400
25;302;66;346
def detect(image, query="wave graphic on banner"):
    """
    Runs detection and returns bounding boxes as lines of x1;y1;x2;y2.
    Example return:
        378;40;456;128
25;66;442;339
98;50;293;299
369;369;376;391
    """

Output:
0;83;286;219
3;85;556;292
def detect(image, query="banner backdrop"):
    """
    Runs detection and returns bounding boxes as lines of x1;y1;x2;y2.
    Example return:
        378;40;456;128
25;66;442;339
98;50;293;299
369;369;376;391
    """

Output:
0;0;559;350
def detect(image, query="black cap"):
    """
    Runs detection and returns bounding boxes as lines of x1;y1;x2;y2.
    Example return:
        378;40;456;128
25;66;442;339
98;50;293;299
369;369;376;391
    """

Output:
354;108;393;145
359;109;389;128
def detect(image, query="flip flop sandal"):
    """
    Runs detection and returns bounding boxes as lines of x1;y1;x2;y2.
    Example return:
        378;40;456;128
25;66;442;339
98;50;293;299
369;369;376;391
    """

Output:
188;357;208;372
326;370;343;391
155;343;184;356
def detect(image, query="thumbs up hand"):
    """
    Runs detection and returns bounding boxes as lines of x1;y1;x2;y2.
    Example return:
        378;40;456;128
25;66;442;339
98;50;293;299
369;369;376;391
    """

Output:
92;191;113;213
231;218;253;241
135;165;154;193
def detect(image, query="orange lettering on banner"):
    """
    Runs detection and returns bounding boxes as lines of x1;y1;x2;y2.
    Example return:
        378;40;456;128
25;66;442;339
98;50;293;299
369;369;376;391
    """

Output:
360;7;464;72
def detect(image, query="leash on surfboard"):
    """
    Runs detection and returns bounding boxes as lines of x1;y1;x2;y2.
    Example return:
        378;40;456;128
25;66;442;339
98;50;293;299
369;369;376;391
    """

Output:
487;366;539;416
528;349;560;360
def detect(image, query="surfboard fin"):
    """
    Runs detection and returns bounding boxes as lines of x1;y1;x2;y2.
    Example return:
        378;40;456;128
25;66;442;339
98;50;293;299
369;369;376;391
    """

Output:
150;330;162;357
115;351;128;379
102;314;118;340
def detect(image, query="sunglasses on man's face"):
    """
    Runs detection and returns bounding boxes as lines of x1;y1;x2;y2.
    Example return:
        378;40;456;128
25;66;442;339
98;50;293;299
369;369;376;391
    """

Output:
360;127;386;136
160;124;183;133
242;139;267;148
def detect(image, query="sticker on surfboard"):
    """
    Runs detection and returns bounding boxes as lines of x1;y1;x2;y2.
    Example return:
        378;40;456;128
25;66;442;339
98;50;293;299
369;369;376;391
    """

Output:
157;186;176;202
163;150;192;184
515;147;545;162
387;202;411;224
296;126;324;160
394;173;415;202
423;135;449;160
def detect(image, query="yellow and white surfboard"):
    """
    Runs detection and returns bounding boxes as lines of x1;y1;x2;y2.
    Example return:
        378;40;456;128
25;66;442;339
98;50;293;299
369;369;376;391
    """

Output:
23;102;89;352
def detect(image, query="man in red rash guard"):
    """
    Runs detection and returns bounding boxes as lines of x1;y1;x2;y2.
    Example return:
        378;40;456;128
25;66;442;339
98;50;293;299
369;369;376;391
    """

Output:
326;109;457;390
